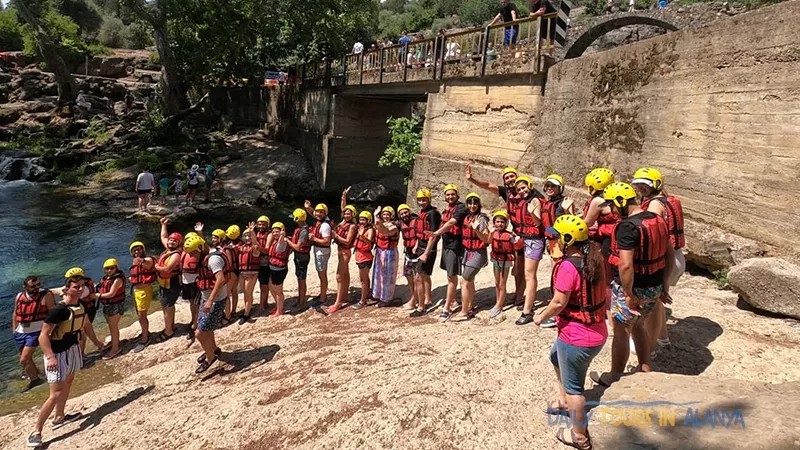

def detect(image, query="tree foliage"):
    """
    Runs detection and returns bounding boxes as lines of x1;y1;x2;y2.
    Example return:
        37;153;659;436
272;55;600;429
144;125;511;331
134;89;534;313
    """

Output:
0;8;24;51
379;117;422;183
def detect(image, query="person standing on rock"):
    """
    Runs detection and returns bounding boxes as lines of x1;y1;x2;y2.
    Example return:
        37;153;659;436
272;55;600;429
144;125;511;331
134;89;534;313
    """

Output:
158;173;170;206
488;210;520;318
12;276;55;393
184;235;228;374
372;206;401;307
181;229;203;342
129;241;157;353
590;183;674;387
203;163;216;204
155;218;183;342
170;173;183;205
582;168;619;254
95;259;125;360
308;203;333;306
237;224;261;323
533;215;608;450
331;189;358;314
185;164;201;206
352;211;376;310
411;188;442;318
135;166;155;212
456;193;491;321
507;176;546;326
26;277;87;448
224;225;242;322
397;204;419;310
265;222;291;316
426;184;468;321
541;174;576;261
253;215;272;312
465;164;527;309
287;209;312;309
60;268;104;356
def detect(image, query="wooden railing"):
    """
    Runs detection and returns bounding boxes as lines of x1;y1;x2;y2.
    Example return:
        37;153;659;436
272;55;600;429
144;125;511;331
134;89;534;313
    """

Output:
299;14;558;88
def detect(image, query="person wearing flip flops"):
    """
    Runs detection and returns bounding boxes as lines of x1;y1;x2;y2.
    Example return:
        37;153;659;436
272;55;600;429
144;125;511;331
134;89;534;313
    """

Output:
13;276;55;393
307;203;334;306
456;193;491;321
410;188;442;318
352;211;376;310
487;210;520;319
155;218;183;344
331;188;358;314
533;215;608;450
287;209;312;309
236;225;261;324
95;259;126;360
27;277;87;448
372;206;401;307
425;184;468;321
128;242;157;353
397;204;419;311
223;225;243;322
185;235;229;374
509;176;547;326
265;222;291;316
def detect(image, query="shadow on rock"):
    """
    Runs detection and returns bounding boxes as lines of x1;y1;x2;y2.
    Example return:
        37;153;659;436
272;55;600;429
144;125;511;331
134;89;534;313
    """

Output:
202;344;281;381
655;316;722;376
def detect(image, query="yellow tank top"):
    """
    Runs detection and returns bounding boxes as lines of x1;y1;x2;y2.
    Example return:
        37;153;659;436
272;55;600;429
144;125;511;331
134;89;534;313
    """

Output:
51;304;86;341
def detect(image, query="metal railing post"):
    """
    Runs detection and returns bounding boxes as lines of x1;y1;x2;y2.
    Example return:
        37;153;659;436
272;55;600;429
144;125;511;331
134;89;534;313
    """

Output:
439;37;447;80
358;54;364;85
378;48;385;84
432;37;439;81
535;17;542;73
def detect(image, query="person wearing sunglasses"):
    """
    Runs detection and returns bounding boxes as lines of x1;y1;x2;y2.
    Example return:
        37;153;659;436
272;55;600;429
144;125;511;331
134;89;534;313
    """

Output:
12;276;55;392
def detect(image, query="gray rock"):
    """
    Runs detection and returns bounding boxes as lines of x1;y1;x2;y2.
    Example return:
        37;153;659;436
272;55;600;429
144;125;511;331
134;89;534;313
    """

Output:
349;174;406;203
169;206;198;221
728;258;800;319
684;220;763;271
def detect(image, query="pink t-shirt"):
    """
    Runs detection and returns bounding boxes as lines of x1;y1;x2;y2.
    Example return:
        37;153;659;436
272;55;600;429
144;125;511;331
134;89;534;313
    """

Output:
553;261;608;348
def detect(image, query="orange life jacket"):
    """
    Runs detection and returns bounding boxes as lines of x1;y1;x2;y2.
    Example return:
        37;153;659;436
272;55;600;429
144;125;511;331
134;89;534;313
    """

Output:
441;203;464;238
80;278;97;309
181;251;200;274
99;271;126;305
491;230;517;261
15;289;49;323
642;195;685;250
237;244;260;271
511;195;543;239
255;230;270;248
555;256;608;325
504;189;524;232
608;213;669;275
291;224;312;254
583;198;620;241
197;250;229;291
336;221;356;250
376;222;400;250
414;207;438;248
542;195;566;240
400;215;418;252
129;259;156;285
157;249;181;281
311;219;331;248
268;241;291;268
462;213;488;251
354;228;374;256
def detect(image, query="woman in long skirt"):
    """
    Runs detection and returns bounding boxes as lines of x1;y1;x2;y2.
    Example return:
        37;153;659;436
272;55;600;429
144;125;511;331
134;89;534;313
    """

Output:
372;206;400;306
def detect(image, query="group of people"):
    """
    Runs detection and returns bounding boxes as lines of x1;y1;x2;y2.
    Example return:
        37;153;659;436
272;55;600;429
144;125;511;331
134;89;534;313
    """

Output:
16;162;684;449
134;163;217;211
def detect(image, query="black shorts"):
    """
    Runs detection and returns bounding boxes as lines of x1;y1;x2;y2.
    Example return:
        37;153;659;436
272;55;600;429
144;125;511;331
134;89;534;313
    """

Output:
137;189;151;195
188;184;199;191
258;266;271;285
414;250;436;277
440;247;464;277
270;267;288;286
356;260;373;270
181;282;200;302
160;286;180;307
294;254;310;280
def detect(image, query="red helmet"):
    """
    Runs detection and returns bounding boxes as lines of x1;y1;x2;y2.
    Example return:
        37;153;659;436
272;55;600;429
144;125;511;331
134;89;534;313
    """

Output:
168;232;183;243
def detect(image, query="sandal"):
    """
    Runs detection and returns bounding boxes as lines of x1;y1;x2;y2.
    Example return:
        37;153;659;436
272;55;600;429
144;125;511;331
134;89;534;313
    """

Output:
327;304;341;314
197;347;222;363
555;426;592;450
489;307;502;319
154;331;174;344
102;349;122;361
195;355;218;374
545;400;568;415
589;371;618;388
439;311;452;322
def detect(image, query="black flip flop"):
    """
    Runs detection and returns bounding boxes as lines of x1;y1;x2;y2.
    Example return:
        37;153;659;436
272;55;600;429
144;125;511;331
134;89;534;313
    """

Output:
196;347;222;363
195;355;218;374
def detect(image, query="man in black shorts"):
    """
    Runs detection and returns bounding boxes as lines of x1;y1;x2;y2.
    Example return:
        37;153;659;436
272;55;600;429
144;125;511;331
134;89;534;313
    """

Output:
155;217;183;342
410;188;442;318
427;184;468;321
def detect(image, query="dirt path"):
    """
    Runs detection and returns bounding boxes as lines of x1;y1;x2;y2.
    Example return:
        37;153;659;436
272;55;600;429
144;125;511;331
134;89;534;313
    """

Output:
1;254;798;449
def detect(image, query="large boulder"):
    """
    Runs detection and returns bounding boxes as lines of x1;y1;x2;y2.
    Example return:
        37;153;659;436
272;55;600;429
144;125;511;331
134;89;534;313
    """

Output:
728;257;800;319
348;174;407;203
684;220;764;271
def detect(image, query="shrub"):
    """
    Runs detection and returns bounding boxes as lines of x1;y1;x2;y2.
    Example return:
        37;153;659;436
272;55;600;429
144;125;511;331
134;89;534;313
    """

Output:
0;8;23;51
140;104;167;147
713;269;730;290
379;116;422;184
97;15;124;48
458;0;497;26
121;21;152;49
148;50;161;65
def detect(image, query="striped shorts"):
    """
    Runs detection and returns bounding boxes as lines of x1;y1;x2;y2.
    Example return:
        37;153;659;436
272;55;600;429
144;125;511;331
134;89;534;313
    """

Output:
44;343;83;384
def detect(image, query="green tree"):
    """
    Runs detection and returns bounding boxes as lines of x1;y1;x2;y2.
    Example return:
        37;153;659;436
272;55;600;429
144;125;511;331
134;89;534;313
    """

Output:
379;117;422;183
0;8;23;51
459;0;499;26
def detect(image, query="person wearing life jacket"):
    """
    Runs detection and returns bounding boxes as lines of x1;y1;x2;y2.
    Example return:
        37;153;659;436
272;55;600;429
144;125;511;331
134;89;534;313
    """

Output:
457;193;491;321
465;164;526;308
426;184;468;321
27;277;87;448
253;215;272;312
61;267;105;356
331;189;358;314
397;204;419;311
372;206;401;307
181;230;203;342
222;225;242;324
532;215;608;450
511;176;546;326
590;182;674;387
631;167;685;355
488;210;521;318
309;203;333;306
352;211;376;310
410;188;442;318
286;208;312;309
236;225;261;324
185;235;228;374
129;241;156;353
265;222;292;316
12;276;55;393
581;168;619;254
95;259;126;360
540;174;576;260
155;217;183;343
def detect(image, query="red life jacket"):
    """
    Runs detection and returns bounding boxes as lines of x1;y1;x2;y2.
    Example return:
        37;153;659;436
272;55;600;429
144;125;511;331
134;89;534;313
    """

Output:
441;203;464;238
129;258;157;285
197;250;229;291
555;256;608;325
354;228;375;257
400;216;418;250
15;289;49;323
642;195;685;250
237;244;260;271
608;212;669;275
221;245;238;274
511;196;543;239
542;195;566;240
336;221;356;250
583;198;620;240
99;271;126;305
80;278;97;309
268;241;291;268
255;230;270;248
157;249;181;281
504;189;524;232
491;230;517;261
311;219;331;248
291;224;312;254
414;207;438;248
181;251;200;274
462;213;489;250
376;222;400;250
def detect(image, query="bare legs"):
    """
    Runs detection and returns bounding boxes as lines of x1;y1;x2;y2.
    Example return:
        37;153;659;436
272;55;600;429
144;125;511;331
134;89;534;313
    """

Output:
334;250;351;309
34;373;75;434
137;310;149;345
242;274;257;317
521;258;541;315
443;275;459;313
414;273;432;313
106;313;121;357
493;264;511;311
19;346;39;381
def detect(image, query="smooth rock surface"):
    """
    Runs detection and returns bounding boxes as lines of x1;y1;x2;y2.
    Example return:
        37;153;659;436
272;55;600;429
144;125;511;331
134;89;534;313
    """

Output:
728;257;800;319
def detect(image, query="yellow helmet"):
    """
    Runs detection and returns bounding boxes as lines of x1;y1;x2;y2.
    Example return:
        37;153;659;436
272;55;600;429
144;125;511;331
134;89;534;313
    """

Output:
212;229;226;241
515;176;532;186
603;182;637;208
465;192;481;202
397;203;412;213
64;267;85;279
185;232;199;240
226;225;241;240
257;216;270;226
272;222;285;230
103;258;119;269
292;208;307;223
381;206;396;218
315;203;328;214
359;211;373;223
129;241;145;255
502;167;518;176
632;167;664;191
443;183;458;194
492;210;510;221
585;168;615;195
553;215;589;247
416;188;432;199
183;235;206;253
344;205;357;216
544;174;564;187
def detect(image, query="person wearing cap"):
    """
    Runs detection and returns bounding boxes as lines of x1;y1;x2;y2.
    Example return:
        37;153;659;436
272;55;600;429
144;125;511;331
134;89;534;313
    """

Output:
265;222;291;316
95;259;126;360
488;210;520;318
224;225;243;322
397;203;419;310
185;164;201;206
465;164;527;308
372;206;401;307
12;275;55;392
129;241;157;353
308;202;333;305
456;193;491;321
510;176;547;326
253;215;272;312
287;209;312;309
590;182;674;387
426;184;469;321
59;268;104;355
352;211;376;310
237;223;261;324
331;187;358;314
532;215;608;450
540;174;576;260
155;217;183;342
411;188;442;317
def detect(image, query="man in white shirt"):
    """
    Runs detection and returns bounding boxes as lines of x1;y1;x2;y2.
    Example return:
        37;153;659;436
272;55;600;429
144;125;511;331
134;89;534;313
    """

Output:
135;167;155;212
307;203;333;305
352;41;364;54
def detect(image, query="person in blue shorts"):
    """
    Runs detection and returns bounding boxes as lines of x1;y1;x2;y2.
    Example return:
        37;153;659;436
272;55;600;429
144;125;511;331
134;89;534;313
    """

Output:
12;276;55;392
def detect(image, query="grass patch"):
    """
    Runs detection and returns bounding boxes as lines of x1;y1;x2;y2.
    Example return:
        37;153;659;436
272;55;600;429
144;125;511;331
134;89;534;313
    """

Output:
713;269;730;290
84;119;114;145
